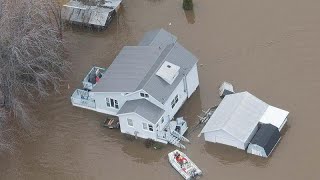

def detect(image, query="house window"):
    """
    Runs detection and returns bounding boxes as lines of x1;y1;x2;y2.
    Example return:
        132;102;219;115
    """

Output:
143;122;148;130
148;124;153;131
171;95;179;108
161;117;164;124
142;122;153;132
127;118;133;127
140;93;149;98
106;98;119;109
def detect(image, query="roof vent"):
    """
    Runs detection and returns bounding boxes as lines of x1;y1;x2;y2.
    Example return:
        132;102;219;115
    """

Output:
156;61;180;85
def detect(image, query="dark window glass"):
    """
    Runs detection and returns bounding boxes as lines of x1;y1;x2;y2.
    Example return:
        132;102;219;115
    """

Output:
148;124;153;131
110;99;114;107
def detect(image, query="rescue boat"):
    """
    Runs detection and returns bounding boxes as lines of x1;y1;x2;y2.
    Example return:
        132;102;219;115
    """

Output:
168;150;202;180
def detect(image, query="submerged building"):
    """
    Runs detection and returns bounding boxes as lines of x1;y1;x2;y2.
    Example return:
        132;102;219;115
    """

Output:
199;91;289;157
71;29;199;148
61;0;122;28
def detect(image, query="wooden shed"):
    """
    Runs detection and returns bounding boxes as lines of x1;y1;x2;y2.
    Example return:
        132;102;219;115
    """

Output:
61;0;122;28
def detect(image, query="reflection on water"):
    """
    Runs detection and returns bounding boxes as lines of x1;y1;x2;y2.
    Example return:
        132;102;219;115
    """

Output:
184;10;196;24
204;142;249;165
120;137;169;164
146;0;163;4
204;142;271;167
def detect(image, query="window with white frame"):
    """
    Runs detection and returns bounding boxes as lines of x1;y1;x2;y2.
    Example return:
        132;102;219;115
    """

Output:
142;122;153;132
140;92;149;98
171;95;179;108
127;118;133;127
142;123;148;130
106;98;119;109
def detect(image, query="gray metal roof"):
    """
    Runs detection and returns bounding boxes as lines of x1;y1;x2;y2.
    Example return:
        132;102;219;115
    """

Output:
200;92;269;142
138;29;177;50
138;29;161;45
117;99;164;124
91;46;161;92
143;42;198;103
92;29;198;104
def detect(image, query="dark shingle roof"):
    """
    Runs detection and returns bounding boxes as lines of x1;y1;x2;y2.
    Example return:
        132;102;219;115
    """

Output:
250;124;281;156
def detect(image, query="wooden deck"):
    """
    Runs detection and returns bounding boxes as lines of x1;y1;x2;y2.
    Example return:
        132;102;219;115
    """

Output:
103;117;120;129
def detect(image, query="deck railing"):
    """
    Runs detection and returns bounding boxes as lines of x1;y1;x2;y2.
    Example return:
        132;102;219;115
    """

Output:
71;89;96;109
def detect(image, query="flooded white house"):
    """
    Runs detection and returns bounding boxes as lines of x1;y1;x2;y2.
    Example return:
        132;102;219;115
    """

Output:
71;29;199;148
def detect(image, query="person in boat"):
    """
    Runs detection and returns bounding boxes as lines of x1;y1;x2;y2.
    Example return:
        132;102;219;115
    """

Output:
174;152;187;167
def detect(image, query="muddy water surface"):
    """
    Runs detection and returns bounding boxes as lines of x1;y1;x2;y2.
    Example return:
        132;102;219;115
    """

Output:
1;0;320;179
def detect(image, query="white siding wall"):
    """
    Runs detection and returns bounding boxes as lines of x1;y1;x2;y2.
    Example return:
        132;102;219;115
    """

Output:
93;92;125;116
163;79;188;120
185;64;199;98
247;144;267;157
138;90;165;109
244;125;259;148
118;113;158;140
92;90;165;116
204;131;246;150
158;114;171;130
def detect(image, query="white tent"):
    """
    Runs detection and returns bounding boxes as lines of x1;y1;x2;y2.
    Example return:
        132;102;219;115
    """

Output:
199;91;289;150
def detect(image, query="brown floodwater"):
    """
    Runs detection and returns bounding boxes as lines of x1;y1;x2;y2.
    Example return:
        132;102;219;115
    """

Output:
1;0;320;179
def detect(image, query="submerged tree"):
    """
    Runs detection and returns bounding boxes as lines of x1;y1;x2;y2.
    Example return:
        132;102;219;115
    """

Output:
183;0;193;10
0;0;68;152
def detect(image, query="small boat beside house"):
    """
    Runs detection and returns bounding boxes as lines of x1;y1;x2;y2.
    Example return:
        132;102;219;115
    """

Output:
168;150;202;180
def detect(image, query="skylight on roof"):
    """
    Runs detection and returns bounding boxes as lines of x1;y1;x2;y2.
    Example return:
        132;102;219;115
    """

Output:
156;61;180;85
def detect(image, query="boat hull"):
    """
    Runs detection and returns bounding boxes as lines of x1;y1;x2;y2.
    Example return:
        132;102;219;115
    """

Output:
168;150;202;180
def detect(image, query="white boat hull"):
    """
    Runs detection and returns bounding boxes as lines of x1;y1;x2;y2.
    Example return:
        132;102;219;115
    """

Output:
168;150;202;180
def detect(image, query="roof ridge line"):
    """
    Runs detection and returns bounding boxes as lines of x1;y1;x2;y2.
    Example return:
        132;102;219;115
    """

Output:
138;43;177;96
221;92;248;129
201;92;247;134
148;29;162;46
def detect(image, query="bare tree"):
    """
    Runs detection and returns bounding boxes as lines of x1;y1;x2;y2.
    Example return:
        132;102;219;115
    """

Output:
0;0;68;152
